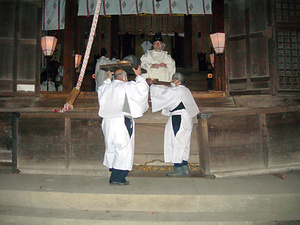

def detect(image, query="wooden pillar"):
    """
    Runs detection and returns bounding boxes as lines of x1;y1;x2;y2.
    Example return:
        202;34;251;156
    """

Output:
65;118;71;170
184;15;192;69
111;15;119;59
12;112;20;173
213;0;224;33
214;54;225;91
197;114;215;178
259;114;269;169
12;1;20;92
212;0;225;91
63;0;77;92
198;118;211;175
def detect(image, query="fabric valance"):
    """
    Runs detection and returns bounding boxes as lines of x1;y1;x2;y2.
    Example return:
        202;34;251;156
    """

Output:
78;0;212;16
42;0;66;31
43;0;212;31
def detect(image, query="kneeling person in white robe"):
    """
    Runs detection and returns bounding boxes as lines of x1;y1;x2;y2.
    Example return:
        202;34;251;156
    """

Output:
149;73;200;177
98;66;149;184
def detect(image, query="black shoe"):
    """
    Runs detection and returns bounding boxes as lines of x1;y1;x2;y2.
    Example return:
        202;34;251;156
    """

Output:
109;181;130;185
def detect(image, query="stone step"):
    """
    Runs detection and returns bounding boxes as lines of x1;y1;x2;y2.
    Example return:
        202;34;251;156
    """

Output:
0;174;299;213
0;206;299;225
0;173;299;224
0;189;299;213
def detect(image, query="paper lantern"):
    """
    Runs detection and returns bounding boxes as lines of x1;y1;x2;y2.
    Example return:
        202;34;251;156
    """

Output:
210;33;225;54
41;36;58;57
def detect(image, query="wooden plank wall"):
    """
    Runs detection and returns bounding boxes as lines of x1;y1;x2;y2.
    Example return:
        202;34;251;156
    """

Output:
0;108;299;176
198;110;300;177
17;117;106;174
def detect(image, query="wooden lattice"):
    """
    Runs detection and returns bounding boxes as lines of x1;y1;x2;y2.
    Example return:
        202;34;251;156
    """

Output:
275;0;300;91
277;29;300;90
275;0;300;22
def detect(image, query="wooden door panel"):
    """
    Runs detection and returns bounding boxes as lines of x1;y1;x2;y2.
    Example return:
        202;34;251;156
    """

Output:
17;42;37;81
0;42;14;80
0;0;40;95
226;0;271;95
228;1;245;36
249;36;269;77
249;0;267;33
0;1;15;38
228;39;246;80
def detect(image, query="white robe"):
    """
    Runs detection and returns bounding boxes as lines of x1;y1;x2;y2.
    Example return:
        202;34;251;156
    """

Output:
140;50;176;82
150;85;199;164
40;81;56;91
95;56;111;91
110;58;119;64
98;76;149;170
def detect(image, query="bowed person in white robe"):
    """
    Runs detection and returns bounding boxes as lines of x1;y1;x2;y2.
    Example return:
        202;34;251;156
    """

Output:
98;66;149;185
149;72;199;177
140;32;175;82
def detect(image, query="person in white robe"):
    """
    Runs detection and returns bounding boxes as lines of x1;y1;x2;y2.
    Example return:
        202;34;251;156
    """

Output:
148;72;199;177
110;51;119;64
123;54;138;66
40;78;57;91
95;48;111;91
98;66;149;185
140;32;176;82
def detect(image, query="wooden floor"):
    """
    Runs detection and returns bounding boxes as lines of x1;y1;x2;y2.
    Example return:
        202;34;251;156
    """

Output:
179;69;209;92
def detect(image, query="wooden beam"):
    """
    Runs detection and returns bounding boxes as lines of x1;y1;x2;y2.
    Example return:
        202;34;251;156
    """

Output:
65;118;71;170
111;15;119;59
12;1;21;92
198;118;211;175
212;0;224;33
212;0;225;91
184;15;192;69
63;0;77;92
259;114;269;169
12;112;20;173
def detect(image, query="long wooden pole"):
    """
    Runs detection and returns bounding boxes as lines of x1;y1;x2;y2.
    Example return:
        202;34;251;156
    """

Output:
56;0;102;113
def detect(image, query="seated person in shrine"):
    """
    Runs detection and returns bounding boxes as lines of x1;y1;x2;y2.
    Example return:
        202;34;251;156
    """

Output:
140;32;176;83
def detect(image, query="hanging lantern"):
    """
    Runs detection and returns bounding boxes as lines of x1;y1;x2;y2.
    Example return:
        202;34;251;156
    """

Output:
41;36;58;57
210;33;225;54
74;54;82;68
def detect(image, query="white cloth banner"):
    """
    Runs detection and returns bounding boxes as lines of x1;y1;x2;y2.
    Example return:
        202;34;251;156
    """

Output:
78;0;211;16
188;0;212;15
78;0;121;16
42;0;65;31
78;0;96;16
120;0;138;15
152;0;170;15
44;0;211;30
101;1;121;16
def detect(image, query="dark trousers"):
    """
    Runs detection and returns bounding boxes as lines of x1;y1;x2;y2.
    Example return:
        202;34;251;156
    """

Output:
174;160;188;167
172;115;181;136
109;168;129;183
125;116;133;137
